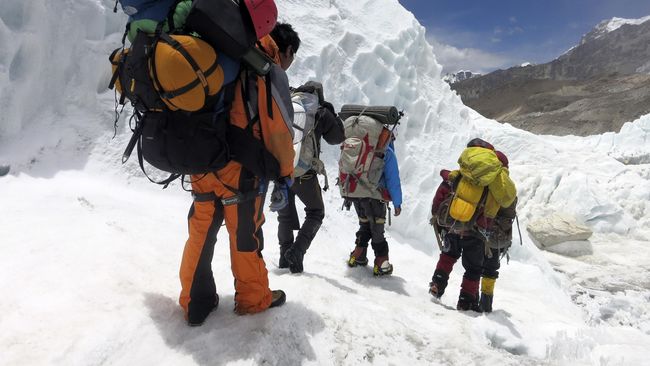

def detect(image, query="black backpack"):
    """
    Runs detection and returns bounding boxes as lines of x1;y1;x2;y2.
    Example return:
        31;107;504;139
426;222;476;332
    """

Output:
110;0;279;187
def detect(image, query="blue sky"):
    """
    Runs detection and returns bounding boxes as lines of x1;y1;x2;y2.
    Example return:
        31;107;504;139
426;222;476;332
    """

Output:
398;0;650;74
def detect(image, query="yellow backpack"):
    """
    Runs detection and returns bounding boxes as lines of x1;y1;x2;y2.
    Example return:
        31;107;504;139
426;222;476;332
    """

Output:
437;147;517;232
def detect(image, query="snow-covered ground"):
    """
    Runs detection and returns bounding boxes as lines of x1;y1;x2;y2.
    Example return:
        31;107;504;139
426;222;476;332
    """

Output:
1;0;649;365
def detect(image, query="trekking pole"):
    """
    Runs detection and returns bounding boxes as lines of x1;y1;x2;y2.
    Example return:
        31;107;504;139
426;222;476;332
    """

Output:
515;214;523;245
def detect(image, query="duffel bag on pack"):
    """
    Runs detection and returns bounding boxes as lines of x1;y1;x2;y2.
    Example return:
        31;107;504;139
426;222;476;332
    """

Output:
110;31;238;113
151;33;230;112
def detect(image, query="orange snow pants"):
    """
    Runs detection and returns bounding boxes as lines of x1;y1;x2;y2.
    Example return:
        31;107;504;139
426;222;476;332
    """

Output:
179;161;272;319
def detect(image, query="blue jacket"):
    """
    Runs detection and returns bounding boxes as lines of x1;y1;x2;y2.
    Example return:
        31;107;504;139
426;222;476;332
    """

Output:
380;142;403;208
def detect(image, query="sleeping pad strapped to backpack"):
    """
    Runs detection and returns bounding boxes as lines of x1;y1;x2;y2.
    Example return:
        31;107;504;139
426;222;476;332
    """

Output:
109;0;279;185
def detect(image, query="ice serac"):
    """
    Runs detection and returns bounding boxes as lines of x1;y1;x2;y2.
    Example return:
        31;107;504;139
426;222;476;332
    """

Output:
0;0;126;169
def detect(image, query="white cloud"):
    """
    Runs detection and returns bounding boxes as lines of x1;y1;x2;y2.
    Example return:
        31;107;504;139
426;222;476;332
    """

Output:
427;37;514;74
494;25;524;36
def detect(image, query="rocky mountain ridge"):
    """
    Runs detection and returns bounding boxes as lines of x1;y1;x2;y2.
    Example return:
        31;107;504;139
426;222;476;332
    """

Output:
451;17;650;135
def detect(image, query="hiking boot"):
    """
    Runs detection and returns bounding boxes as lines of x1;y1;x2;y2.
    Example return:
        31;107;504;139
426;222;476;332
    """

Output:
187;295;219;327
279;245;291;269
373;257;393;276
284;247;305;273
429;270;449;298
269;290;286;308
347;246;368;267
429;281;443;298
479;293;493;313
456;291;482;312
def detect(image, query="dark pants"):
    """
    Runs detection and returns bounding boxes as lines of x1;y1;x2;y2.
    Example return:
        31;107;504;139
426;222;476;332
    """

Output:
353;198;389;258
277;174;325;254
442;233;484;282
482;247;504;279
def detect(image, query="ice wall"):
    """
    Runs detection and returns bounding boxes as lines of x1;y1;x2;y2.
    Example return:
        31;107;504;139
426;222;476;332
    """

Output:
275;0;650;247
0;0;125;172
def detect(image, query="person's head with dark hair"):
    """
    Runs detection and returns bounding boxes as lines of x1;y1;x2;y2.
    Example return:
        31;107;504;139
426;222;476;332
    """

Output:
466;138;494;150
270;22;300;71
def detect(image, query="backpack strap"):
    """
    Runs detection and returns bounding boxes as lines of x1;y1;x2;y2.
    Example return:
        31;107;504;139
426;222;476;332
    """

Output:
108;48;122;91
265;73;273;119
109;24;130;107
241;69;260;131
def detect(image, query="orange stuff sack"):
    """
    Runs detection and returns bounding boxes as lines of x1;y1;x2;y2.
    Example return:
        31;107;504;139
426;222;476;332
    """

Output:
151;34;225;112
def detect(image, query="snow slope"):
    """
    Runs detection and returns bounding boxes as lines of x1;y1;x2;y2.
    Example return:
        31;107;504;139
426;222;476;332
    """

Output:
1;0;650;365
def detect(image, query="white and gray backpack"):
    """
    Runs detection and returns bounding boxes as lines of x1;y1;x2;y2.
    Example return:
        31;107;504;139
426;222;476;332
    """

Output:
338;115;391;201
291;91;328;187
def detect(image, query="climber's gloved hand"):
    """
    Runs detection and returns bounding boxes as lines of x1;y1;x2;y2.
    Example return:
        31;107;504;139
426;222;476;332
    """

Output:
269;177;293;212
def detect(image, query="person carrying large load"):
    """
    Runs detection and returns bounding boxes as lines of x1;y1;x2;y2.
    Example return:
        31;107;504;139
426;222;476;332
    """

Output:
274;81;345;274
479;151;518;313
109;0;295;326
338;106;404;276
428;138;517;312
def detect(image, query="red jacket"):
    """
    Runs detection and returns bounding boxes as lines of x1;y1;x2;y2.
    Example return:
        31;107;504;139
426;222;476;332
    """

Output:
431;169;452;216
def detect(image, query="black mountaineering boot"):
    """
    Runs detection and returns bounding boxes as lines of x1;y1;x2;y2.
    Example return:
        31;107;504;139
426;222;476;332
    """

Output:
187;295;219;327
480;293;493;313
457;291;482;312
284;246;305;273
429;270;449;298
270;290;286;308
279;244;291;269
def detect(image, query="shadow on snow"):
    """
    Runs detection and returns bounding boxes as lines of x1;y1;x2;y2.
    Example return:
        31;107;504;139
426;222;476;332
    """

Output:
144;292;326;366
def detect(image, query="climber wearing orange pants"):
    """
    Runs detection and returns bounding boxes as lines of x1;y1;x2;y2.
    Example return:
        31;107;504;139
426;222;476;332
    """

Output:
179;33;295;326
180;162;270;321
